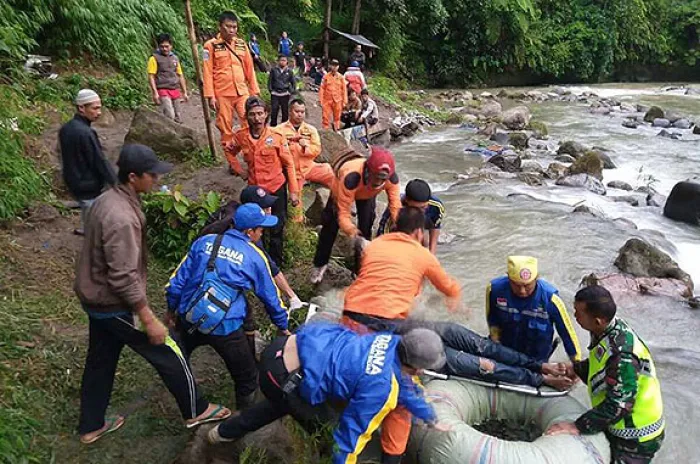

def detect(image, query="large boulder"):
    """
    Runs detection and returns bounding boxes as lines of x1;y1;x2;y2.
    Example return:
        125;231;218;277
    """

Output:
318;129;350;163
520;159;545;174
622;119;641;129
643;106;665;123
480;100;503;119
93;107;117;128
591;149;617;169
124;108;205;160
663;181;700;225
614;238;694;296
607;180;633;191
508;132;529;150
502;106;532;130
545;162;569;180
304;189;329;227
556;174;607;195
569;150;604;180
487;153;522;173
581;273;693;300
557;140;586;159
673;118;692;129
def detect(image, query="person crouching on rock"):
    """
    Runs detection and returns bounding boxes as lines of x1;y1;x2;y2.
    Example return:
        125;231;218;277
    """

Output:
546;285;665;463
207;322;451;463
166;203;292;409
310;146;401;283
486;255;583;363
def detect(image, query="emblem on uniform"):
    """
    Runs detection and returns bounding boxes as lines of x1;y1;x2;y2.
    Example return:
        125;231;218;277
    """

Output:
256;188;265;197
202;49;210;61
265;136;274;146
496;297;507;307
520;268;532;281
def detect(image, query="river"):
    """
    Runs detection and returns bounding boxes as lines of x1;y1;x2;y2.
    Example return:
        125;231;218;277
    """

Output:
385;84;699;463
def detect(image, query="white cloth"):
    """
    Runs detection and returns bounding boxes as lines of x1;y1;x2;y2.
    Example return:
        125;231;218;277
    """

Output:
75;89;100;106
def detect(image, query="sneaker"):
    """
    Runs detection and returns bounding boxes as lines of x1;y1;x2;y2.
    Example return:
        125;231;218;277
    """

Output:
310;265;328;284
207;424;236;444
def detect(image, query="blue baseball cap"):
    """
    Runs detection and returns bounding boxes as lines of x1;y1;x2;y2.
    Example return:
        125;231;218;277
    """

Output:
234;203;278;231
350;60;360;68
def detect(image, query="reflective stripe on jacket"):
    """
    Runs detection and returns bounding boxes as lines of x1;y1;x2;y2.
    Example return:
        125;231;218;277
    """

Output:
296;323;436;464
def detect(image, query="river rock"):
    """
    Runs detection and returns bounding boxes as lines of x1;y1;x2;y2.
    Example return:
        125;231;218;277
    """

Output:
663;181;700;225
582;273;693;300
665;111;683;123
647;191;667;207
318;129;350;162
557;140;586;159
590;106;611;115
569;150;604;180
502;106;532;130
622;119;641;129
305;189;329;226
614;238;694;295
478;122;500;137
520;159;545;174
619;102;637;112
689;296;700;309
551;86;571;96
573;204;599;215
517;172;545;186
526;90;547;101
613;218;638;229
479;91;494;99
554;154;576;164
607;180;633;191
527;121;549;139
556;174;607;195
480;101;503;119
652;118;671;128
673;118;692;129
124;108;205;160
423;102;439;112
591;149;617;169
445;113;464;125
487;153;521;173
317;261;355;292
545;162;569;180
508;132;529;149
686;88;700;96
694;126;700;135
657;129;682;140
610;195;641;207
643;106;665;123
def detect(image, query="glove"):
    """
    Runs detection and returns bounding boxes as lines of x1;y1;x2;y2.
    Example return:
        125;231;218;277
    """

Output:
289;294;304;311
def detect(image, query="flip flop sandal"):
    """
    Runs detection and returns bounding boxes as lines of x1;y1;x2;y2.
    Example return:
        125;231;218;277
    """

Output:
80;415;125;444
186;404;231;429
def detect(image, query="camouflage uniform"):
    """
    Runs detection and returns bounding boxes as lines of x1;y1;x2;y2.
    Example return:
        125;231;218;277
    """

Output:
574;318;664;464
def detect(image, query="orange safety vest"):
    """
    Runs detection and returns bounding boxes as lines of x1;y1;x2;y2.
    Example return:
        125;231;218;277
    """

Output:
274;121;323;178
202;34;260;98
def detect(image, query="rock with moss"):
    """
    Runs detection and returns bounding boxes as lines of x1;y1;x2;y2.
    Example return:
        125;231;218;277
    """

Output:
643;106;665;123
545;162;569;179
445;113;464;125
480;101;503;119
557;140;586;159
569;150;604;180
527;121;549;139
502;106;531;130
517;172;544;186
507;132;529;149
317;129;350;163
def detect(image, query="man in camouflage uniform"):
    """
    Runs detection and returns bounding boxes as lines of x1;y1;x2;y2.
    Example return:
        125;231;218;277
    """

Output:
547;286;664;464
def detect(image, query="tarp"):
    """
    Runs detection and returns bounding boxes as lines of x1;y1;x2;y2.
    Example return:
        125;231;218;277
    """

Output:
328;28;380;49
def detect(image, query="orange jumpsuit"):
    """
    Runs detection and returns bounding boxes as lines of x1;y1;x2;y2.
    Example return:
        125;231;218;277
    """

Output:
228;126;299;196
343;232;461;457
202;34;260;149
333;158;401;238
318;71;347;130
274;121;334;188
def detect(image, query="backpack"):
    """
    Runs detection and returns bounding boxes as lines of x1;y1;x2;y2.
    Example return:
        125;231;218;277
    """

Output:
181;234;245;335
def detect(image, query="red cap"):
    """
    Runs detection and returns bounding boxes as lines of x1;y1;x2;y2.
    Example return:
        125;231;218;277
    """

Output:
366;146;395;179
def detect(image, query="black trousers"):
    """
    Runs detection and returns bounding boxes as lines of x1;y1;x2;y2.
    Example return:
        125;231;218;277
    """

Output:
313;196;376;268
218;336;333;439
176;324;258;405
270;95;290;127
78;313;208;434
265;183;288;267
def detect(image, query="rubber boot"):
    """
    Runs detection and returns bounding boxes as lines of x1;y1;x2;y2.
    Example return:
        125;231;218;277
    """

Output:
381;453;403;464
235;391;257;410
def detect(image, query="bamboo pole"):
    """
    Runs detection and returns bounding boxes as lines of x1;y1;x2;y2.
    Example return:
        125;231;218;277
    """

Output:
184;0;217;160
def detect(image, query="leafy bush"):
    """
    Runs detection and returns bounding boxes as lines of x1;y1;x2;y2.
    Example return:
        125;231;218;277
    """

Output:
142;188;222;264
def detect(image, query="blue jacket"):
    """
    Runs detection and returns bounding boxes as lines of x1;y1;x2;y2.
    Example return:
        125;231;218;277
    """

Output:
377;194;445;237
248;40;261;57
486;276;581;362
166;230;288;335
297;323;436;464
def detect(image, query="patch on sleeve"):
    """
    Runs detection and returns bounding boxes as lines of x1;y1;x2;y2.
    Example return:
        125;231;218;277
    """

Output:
389;173;399;184
202;49;210;61
344;172;361;190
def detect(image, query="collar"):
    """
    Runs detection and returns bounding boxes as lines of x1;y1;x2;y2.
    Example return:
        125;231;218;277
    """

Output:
75;114;92;126
249;125;272;142
116;184;143;214
589;317;618;349
216;33;235;44
227;229;251;242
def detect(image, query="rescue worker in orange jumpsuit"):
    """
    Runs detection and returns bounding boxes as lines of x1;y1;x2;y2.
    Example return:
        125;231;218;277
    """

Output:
227;96;299;266
274;97;334;221
341;205;463;463
318;59;347;131
202;11;260;161
310;146;401;283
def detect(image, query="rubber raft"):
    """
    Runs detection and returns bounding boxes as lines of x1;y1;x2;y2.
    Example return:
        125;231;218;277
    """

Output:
407;379;611;464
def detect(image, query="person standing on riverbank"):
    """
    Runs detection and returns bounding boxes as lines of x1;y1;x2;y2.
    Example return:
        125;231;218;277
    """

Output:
268;55;296;127
278;31;293;57
349;44;366;69
310;146;401;283
293;42;307;73
227;96;300;266
203;11;260;155
165;203;291;410
74;144;230;444
377;179;444;254
248;33;267;72
58;89;117;236
486;256;582;362
147;33;188;123
319;59;347;130
547;285;665;463
274;98;334;220
344;61;366;95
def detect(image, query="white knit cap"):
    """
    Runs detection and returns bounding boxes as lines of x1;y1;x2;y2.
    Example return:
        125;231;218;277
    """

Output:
75;89;100;106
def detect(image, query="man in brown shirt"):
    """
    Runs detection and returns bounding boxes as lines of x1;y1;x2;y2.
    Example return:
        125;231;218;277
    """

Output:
75;144;230;444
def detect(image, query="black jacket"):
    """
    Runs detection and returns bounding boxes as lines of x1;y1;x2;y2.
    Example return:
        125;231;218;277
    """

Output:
268;66;296;95
58;114;117;200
